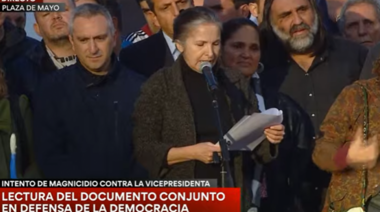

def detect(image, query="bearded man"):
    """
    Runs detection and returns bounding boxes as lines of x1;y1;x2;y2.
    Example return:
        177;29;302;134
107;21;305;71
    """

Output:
258;0;368;211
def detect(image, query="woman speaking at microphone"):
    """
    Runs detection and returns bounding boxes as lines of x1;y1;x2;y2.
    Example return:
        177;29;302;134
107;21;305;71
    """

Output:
132;6;284;210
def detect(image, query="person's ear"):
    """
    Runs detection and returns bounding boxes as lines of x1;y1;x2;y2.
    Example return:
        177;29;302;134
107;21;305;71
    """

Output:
112;31;117;49
112;17;120;34
248;2;259;17
69;35;75;52
238;4;250;18
33;22;42;37
175;41;184;53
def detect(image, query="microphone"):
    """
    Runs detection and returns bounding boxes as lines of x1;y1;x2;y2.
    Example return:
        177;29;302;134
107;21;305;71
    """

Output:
200;62;218;91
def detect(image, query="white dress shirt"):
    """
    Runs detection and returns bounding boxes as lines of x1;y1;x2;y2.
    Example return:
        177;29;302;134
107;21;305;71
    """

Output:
163;31;180;60
252;72;266;112
249;15;259;26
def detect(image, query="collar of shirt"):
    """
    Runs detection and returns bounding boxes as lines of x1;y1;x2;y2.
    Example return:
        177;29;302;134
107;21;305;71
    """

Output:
249;15;259;25
45;45;77;69
284;35;331;70
77;54;120;88
162;31;179;59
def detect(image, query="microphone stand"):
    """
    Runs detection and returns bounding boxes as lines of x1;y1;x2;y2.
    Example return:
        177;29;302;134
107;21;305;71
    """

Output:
209;89;234;188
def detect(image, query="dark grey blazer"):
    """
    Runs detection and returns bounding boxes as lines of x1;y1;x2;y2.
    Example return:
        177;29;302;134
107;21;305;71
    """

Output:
360;42;380;79
119;31;174;78
132;55;278;211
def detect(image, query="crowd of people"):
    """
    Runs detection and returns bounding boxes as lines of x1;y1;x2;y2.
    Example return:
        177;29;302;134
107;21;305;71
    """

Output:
1;0;380;211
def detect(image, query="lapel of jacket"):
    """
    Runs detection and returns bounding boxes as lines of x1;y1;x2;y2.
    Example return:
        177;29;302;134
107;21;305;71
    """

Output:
157;32;175;68
163;56;196;145
262;86;279;109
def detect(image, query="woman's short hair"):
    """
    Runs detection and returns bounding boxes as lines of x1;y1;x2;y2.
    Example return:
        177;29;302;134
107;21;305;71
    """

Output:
173;6;221;43
221;18;259;45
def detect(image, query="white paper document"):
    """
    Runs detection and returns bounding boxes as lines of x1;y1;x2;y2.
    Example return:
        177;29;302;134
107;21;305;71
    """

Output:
223;108;283;151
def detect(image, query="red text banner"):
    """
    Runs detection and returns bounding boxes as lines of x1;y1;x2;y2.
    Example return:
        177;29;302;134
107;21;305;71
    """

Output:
0;188;241;212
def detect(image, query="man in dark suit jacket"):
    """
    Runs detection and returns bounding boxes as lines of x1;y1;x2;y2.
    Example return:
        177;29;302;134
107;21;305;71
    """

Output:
119;0;193;78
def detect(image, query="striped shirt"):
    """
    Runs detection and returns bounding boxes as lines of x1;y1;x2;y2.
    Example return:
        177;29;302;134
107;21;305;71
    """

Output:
122;24;153;49
125;30;148;43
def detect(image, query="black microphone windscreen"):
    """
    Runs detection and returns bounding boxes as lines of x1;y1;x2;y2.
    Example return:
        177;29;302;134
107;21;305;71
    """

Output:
200;62;218;90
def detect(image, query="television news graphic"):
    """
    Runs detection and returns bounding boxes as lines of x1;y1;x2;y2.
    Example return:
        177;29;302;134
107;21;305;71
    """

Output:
0;180;241;212
0;2;66;12
1;0;39;2
0;180;218;188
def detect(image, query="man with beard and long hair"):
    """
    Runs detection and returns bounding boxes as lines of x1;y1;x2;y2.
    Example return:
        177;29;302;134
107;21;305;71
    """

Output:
5;0;76;102
258;0;368;211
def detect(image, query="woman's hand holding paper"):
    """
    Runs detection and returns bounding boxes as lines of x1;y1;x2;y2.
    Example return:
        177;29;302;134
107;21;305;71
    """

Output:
264;124;285;144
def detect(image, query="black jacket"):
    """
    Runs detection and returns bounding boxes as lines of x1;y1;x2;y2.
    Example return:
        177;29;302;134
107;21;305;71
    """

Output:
263;89;315;212
33;58;147;179
119;31;174;78
260;34;367;192
1;20;38;69
5;40;57;102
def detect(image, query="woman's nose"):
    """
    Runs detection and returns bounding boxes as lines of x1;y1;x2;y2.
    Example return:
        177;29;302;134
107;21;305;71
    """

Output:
241;48;251;58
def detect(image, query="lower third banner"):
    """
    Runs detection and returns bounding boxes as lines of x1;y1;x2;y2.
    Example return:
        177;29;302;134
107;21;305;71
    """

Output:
0;188;241;212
